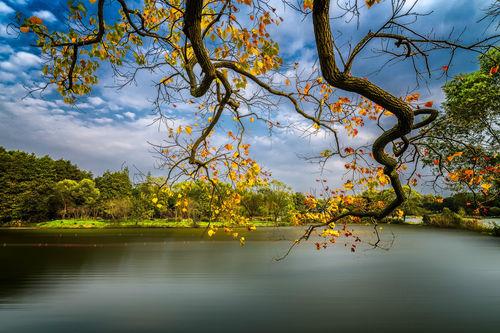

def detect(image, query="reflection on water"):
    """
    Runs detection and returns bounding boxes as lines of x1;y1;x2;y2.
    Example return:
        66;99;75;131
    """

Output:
0;226;499;333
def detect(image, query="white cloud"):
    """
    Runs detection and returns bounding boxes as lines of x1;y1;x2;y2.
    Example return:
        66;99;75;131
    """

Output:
0;51;41;71
123;111;136;119
0;44;13;54
0;23;16;38
0;1;14;15
94;117;114;124
88;96;105;106
0;95;165;176
32;10;57;23
0;70;15;81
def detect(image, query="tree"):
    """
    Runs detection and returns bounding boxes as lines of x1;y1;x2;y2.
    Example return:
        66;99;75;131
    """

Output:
54;179;79;218
0;147;90;223
258;180;294;223
422;49;499;213
95;169;134;219
16;1;498;248
54;178;100;218
95;169;133;201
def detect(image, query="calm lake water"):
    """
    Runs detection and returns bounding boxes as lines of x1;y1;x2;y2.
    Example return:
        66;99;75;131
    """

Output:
0;225;499;333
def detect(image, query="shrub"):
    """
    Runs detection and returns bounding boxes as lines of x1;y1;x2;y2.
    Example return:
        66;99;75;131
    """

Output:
423;208;486;232
103;197;133;220
492;223;500;237
488;207;500;217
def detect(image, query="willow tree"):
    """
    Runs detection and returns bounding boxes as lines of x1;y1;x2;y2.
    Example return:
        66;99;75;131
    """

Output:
16;0;498;250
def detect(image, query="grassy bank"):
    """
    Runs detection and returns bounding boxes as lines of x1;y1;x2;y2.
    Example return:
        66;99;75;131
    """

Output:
423;208;498;235
18;219;286;229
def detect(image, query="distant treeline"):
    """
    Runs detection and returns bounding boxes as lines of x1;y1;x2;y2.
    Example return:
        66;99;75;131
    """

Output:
0;147;498;224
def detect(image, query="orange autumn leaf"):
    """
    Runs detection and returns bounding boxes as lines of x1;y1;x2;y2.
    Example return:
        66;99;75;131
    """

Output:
405;92;420;102
446;151;463;162
303;0;313;10
20;26;30;33
463;169;474;178
424;101;434;108
303;82;311;95
29;16;43;25
365;0;381;8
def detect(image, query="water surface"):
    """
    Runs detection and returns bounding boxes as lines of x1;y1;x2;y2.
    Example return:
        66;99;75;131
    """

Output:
1;225;499;332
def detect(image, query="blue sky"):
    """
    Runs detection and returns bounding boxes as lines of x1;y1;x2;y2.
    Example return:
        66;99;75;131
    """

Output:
0;0;495;192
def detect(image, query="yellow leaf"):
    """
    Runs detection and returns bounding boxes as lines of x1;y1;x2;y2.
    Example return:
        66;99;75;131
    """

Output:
207;229;215;237
152;197;158;204
249;117;255;123
481;183;492;192
161;77;173;85
185;126;192;135
344;181;354;190
224;143;233;151
239;236;246;246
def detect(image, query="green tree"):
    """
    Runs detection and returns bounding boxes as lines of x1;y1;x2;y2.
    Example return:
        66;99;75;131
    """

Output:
54;179;79;218
0;147;90;223
54;178;100;218
95;169;133;201
423;49;499;199
259;180;294;223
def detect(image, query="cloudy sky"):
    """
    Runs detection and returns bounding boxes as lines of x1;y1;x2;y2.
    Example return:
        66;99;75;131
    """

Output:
0;0;495;192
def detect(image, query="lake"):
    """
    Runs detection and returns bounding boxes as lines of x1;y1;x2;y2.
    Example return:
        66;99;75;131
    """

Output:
1;225;499;332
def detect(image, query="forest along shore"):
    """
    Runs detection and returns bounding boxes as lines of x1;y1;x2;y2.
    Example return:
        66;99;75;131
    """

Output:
1;147;499;236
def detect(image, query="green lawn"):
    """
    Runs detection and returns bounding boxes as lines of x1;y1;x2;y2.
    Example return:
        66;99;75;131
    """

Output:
33;219;285;229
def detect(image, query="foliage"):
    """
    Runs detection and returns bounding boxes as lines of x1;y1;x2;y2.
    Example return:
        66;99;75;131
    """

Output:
34;219;280;229
423;49;499;205
95;169;133;201
54;178;100;218
423;208;487;233
0;147;90;222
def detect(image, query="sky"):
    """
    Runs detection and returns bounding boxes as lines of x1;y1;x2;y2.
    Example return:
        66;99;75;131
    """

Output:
0;0;495;192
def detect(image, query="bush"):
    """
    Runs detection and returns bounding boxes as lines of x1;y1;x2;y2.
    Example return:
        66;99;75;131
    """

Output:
488;207;500;217
492;223;500;237
103;197;133;220
423;208;485;232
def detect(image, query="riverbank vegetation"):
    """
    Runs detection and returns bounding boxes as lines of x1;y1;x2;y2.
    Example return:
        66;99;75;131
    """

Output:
1;147;498;232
